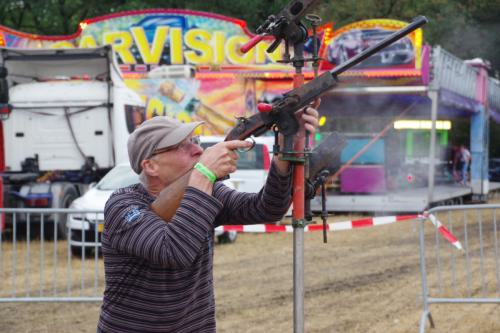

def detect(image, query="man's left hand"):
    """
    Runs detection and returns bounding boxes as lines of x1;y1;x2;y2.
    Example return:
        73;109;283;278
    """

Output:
273;99;322;175
300;98;320;134
302;106;320;134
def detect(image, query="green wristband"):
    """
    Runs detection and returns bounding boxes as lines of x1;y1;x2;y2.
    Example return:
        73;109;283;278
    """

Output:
194;162;217;183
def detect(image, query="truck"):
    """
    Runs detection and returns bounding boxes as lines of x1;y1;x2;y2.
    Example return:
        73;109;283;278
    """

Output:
0;46;145;237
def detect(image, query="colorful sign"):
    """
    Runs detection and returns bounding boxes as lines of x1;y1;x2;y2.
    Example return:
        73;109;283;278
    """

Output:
0;9;286;68
319;19;423;77
1;9;287;134
0;11;424;134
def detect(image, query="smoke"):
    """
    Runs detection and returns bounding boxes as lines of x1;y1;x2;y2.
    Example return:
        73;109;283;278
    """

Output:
317;84;459;194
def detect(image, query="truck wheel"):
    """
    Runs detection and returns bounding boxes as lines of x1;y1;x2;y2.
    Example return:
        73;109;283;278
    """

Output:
71;246;93;258
70;230;96;258
56;186;78;239
217;231;237;244
71;230;93;258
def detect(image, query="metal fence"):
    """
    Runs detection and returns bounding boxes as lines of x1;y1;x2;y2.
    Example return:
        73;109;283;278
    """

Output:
0;208;104;302
418;204;500;333
430;46;478;100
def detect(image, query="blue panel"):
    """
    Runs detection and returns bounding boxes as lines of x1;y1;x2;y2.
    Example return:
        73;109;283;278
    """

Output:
470;106;488;186
341;138;385;164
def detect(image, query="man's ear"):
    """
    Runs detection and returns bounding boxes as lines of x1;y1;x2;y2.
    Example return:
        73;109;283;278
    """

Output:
141;159;158;177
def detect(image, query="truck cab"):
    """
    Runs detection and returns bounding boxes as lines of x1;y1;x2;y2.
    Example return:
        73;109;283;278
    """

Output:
0;46;144;236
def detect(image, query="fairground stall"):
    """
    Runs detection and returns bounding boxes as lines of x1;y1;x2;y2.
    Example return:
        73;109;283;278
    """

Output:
306;19;500;212
0;9;499;213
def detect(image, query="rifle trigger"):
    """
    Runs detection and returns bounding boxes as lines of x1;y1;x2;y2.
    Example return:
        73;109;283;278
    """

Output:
238;137;255;153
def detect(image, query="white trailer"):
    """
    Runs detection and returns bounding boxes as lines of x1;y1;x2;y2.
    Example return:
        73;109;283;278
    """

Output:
0;46;144;236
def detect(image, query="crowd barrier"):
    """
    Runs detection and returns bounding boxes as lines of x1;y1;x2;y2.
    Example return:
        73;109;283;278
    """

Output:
3;205;500;333
0;208;103;302
418;204;500;333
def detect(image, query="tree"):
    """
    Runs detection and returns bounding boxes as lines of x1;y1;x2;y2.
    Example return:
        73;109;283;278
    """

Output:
0;0;499;72
319;0;500;75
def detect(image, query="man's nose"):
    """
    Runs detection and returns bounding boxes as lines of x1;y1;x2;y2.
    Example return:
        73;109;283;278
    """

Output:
191;143;204;155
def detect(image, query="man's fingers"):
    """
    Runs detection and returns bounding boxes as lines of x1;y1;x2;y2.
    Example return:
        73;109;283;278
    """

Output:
305;123;316;134
224;140;253;150
302;113;318;127
304;106;319;117
229;151;239;160
311;98;321;109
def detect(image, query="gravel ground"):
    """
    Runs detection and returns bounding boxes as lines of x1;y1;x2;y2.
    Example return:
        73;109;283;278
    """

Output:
2;205;500;332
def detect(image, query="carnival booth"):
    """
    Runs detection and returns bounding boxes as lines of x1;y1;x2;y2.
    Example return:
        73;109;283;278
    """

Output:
307;19;500;212
244;17;500;211
1;9;499;212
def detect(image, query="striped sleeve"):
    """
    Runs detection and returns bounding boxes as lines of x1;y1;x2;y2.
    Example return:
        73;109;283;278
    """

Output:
212;161;292;226
103;186;223;268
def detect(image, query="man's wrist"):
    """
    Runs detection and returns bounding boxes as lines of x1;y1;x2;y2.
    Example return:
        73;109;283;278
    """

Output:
193;162;216;183
189;168;214;195
273;156;291;176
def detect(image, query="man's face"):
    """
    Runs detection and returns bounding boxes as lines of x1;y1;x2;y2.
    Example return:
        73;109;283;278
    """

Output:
148;135;204;185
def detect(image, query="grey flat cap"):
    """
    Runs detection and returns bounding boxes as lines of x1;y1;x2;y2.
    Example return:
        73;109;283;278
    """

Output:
127;116;203;174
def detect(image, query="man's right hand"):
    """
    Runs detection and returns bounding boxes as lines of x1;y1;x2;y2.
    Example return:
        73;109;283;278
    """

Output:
152;140;253;221
197;140;253;179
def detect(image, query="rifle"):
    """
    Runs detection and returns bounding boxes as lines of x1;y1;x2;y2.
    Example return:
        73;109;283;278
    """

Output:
225;15;428;152
224;5;427;332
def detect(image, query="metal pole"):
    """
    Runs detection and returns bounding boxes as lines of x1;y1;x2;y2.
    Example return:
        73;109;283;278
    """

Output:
292;65;306;333
419;217;435;332
293;224;305;333
427;90;438;207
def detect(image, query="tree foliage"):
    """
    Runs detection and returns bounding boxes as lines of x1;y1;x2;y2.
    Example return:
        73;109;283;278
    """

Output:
0;0;499;73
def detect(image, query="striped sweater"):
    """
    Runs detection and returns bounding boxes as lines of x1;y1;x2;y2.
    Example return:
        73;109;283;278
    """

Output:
97;163;292;333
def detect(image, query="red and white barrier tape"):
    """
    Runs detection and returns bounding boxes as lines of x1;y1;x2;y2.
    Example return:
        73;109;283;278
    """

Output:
215;215;418;233
215;213;463;251
425;213;463;250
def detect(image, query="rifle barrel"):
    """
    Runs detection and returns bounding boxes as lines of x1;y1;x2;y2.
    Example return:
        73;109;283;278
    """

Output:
330;15;428;76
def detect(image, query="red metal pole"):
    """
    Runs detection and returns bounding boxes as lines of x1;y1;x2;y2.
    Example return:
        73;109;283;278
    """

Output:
0;122;4;232
292;73;305;221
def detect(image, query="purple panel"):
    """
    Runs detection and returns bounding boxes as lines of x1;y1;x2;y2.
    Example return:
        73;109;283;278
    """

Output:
491;108;500;124
340;165;386;193
440;88;481;113
421;45;431;86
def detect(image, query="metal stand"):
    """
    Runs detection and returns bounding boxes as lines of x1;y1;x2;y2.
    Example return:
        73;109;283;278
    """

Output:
239;3;320;332
237;10;428;332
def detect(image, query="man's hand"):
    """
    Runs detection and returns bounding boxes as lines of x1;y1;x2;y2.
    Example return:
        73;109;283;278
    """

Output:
197;140;253;179
188;140;252;195
299;98;321;134
301;106;320;134
152;140;253;221
274;99;321;175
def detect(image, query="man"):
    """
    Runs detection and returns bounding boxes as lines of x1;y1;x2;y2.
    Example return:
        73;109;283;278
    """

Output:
97;106;319;333
459;144;471;185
